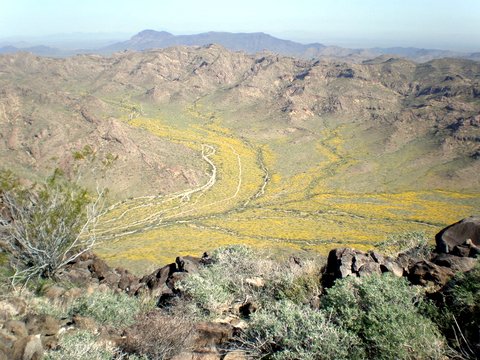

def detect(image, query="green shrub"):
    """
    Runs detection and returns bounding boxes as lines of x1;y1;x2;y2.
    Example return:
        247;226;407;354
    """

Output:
179;245;260;316
322;274;445;359
44;331;113;360
265;264;320;305
180;267;234;316
242;300;364;360
435;263;480;358
69;290;142;328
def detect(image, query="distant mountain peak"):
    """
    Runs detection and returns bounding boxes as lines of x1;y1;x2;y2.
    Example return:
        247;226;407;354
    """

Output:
132;30;173;39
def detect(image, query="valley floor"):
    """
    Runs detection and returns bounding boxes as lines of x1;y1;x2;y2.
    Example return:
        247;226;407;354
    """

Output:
94;103;479;272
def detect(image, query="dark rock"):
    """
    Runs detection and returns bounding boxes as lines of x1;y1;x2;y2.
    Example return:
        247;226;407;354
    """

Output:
323;247;396;286
338;68;355;78
408;260;455;287
69;258;93;271
88;257;112;281
395;252;424;274
177;256;201;273
239;301;257;318
101;272;121;288
61;268;92;285
43;285;66;301
200;252;213;265
167;272;188;291
140;263;176;292
326;247;356;279
451;244;471;257
117;270;139;293
432;253;477;273
156;286;176;308
436;216;480;254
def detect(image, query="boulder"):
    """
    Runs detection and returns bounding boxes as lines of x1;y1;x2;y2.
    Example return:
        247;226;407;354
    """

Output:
194;322;233;348
140;263;176;293
432;253;477;273
43;285;66;301
323;247;404;286
408;260;455;287
176;256;202;273
436;216;480;254
380;260;404;277
358;262;381;277
117;268;139;293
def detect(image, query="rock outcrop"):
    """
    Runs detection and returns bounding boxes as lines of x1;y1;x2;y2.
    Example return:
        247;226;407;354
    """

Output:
323;216;479;289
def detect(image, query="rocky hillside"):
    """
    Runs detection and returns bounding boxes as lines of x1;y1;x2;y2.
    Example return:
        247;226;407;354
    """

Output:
1;46;479;194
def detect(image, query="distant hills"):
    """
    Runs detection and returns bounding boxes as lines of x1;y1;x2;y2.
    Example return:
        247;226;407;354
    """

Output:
102;30;327;57
1;29;479;63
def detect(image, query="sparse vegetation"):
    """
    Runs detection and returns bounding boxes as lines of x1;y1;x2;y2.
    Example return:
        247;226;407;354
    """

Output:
121;311;195;360
179;245;321;317
377;230;432;258
44;331;113;360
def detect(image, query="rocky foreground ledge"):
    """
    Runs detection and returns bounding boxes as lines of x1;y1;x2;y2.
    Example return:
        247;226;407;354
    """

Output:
1;217;479;359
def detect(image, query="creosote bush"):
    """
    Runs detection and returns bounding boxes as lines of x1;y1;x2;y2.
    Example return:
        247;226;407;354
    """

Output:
322;273;445;360
0;169;103;285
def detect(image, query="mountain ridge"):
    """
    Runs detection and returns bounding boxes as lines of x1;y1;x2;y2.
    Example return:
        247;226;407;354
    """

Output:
2;30;479;63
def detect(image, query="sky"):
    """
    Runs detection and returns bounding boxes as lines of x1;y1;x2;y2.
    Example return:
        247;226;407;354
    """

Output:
1;0;479;51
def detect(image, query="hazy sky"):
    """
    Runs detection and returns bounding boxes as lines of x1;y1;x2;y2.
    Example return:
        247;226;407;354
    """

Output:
1;0;479;51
